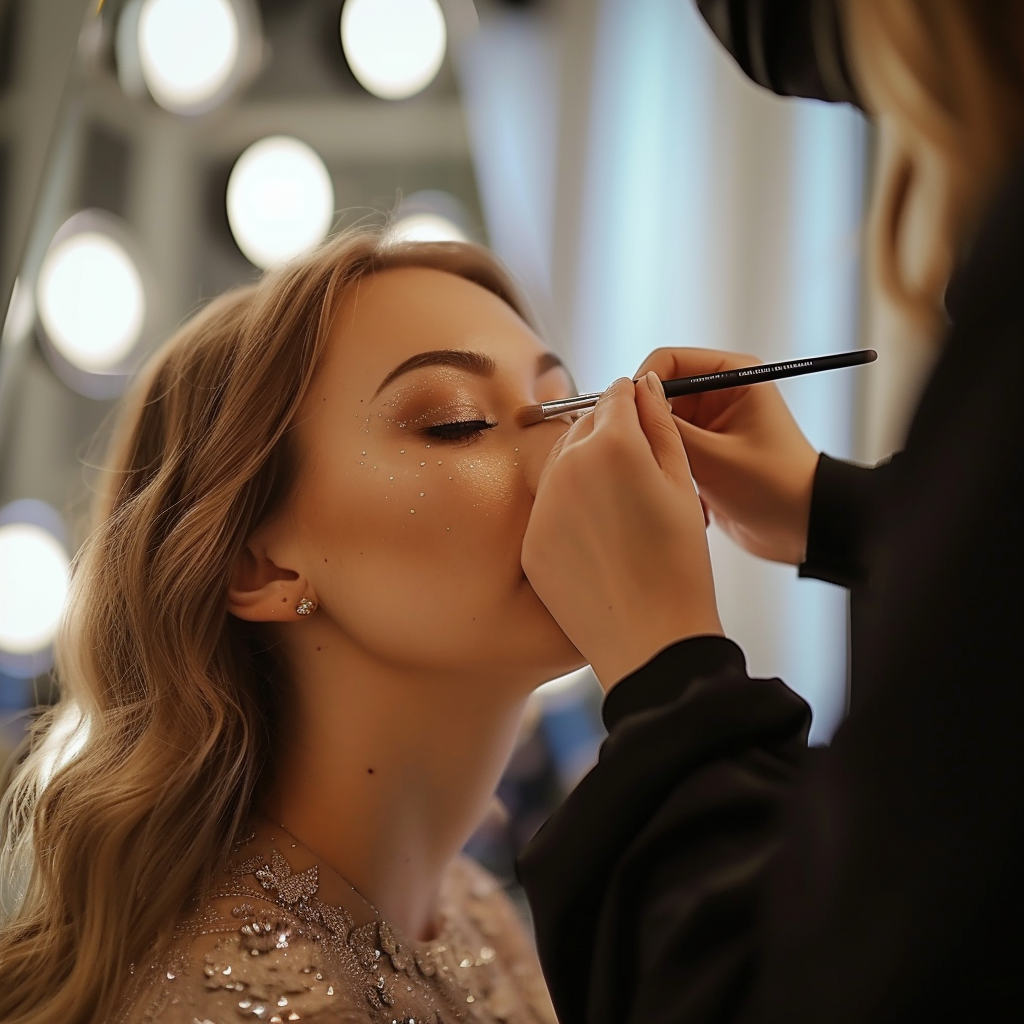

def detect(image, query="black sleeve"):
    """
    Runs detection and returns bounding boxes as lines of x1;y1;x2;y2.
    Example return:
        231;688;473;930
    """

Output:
695;0;862;107
518;636;813;1024
798;453;899;589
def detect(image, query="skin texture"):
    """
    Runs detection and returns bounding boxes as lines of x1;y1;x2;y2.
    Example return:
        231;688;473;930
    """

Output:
227;267;583;940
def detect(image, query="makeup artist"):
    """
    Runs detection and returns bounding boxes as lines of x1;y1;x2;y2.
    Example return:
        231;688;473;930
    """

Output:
517;1;1024;1022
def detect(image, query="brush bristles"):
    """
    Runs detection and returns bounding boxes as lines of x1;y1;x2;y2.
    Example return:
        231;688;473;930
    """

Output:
514;404;548;428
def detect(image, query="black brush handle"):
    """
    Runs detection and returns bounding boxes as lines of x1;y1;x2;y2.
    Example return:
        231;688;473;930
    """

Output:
661;349;877;398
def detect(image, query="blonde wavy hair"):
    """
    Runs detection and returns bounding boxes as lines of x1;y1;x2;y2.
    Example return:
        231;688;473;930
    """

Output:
846;0;1024;331
0;227;532;1024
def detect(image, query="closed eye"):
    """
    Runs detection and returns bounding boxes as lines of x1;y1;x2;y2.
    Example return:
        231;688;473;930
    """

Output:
424;420;496;442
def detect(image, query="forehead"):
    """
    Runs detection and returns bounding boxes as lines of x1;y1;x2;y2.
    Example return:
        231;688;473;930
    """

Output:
319;266;543;398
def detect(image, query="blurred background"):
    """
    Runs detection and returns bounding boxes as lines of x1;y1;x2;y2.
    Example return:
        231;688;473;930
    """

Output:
0;0;935;883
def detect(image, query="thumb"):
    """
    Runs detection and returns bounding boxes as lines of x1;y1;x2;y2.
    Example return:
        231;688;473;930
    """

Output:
636;371;692;482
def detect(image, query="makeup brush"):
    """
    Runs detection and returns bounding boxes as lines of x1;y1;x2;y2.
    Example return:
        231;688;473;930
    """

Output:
515;349;877;427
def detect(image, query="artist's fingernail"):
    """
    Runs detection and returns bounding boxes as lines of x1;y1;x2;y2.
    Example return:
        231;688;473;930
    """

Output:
645;370;669;407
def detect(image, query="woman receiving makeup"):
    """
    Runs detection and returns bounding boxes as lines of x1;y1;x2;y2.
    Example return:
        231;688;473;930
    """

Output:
0;231;582;1023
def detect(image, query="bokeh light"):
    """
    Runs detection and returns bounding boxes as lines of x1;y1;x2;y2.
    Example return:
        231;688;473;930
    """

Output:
0;516;70;657
340;0;448;101
392;190;473;243
137;0;241;113
226;135;336;269
37;228;146;373
392;211;468;243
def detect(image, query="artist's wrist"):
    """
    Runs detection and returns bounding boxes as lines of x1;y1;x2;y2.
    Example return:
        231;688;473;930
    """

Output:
589;618;725;691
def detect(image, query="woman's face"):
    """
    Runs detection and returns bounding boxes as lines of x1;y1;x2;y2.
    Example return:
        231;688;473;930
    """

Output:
277;266;584;689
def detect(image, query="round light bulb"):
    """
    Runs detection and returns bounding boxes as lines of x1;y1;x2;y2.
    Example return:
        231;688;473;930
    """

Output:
341;0;447;101
392;212;468;243
37;231;146;372
0;523;69;655
138;0;240;112
226;136;335;269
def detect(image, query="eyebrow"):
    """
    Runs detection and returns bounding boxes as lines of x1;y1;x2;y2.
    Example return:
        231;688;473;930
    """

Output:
373;348;569;397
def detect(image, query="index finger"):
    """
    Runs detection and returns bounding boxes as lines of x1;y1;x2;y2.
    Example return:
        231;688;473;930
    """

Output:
635;346;758;382
591;377;640;434
635;347;761;424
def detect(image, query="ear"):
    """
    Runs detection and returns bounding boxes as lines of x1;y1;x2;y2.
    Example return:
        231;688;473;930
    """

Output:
227;536;313;623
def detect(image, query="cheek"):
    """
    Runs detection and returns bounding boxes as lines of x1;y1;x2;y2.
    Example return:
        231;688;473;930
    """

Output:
301;432;528;646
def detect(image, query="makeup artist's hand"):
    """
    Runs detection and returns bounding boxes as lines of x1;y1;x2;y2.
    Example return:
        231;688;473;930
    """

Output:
636;347;819;565
522;372;723;690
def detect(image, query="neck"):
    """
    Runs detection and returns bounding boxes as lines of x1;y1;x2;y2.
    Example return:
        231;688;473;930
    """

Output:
262;632;530;941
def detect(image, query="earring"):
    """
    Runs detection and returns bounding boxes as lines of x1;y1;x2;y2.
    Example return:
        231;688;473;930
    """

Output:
295;597;316;616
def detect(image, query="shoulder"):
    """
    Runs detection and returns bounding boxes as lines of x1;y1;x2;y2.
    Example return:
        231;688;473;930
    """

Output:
441;856;558;1023
118;895;369;1024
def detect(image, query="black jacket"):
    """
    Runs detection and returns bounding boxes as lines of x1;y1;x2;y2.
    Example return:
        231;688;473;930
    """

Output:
517;18;1024;1024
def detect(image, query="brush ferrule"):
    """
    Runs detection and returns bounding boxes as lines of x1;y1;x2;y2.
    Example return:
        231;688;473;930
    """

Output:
537;392;603;419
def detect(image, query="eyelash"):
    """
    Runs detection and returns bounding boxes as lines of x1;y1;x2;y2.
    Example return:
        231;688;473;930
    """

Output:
423;419;497;442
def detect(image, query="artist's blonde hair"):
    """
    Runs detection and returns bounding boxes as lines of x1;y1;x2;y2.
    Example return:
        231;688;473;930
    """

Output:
846;0;1024;331
0;227;532;1024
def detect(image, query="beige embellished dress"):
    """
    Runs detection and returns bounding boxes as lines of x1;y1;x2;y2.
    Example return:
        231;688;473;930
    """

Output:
118;815;556;1024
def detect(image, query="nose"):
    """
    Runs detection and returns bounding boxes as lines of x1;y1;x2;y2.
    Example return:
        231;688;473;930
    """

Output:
519;414;574;498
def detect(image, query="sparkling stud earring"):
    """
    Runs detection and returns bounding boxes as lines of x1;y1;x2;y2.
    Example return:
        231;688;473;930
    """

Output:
295;597;316;616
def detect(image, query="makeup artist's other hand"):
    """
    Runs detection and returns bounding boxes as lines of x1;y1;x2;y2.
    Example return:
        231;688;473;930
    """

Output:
636;347;819;565
522;373;723;690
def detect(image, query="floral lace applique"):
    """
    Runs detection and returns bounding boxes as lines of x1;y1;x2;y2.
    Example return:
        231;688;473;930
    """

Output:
117;821;557;1024
255;850;320;907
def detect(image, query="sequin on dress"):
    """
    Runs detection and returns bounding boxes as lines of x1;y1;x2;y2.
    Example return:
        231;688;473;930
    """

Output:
117;816;556;1024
